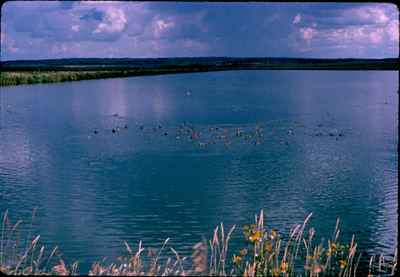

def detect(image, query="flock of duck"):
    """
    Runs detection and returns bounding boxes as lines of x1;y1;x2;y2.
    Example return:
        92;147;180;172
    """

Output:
91;121;267;149
90;115;346;150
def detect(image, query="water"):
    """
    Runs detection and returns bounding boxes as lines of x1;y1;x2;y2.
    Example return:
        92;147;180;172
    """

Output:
0;70;397;272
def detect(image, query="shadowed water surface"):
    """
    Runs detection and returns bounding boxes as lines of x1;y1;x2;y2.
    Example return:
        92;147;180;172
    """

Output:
0;70;397;272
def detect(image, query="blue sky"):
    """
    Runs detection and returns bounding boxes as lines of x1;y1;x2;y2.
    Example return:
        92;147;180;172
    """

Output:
1;1;398;60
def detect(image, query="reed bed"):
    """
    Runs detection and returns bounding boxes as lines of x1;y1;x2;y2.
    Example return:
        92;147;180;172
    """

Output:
0;67;216;86
0;70;146;86
0;209;397;276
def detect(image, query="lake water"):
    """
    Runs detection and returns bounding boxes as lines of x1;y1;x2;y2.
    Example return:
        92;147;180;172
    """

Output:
0;70;398;272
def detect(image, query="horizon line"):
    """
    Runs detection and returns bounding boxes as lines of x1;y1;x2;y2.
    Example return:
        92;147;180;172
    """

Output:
1;56;399;63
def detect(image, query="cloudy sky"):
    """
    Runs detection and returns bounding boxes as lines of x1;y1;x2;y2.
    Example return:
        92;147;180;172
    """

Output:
1;1;398;60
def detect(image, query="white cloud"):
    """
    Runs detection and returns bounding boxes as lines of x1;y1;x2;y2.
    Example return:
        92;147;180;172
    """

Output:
293;14;301;25
293;4;398;57
348;6;390;25
325;25;393;45
299;27;317;40
2;2;397;60
369;28;384;44
152;17;175;38
72;25;80;32
386;19;399;42
93;7;127;34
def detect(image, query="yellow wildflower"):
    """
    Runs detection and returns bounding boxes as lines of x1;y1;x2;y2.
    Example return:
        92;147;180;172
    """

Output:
233;255;242;265
339;260;347;269
271;229;278;238
249;231;262;242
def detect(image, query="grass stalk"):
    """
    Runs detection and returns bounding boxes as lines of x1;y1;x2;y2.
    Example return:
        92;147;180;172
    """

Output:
0;209;397;276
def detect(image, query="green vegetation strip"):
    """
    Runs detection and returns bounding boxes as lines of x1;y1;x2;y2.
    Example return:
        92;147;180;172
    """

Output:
1;61;398;86
0;69;215;86
0;209;397;276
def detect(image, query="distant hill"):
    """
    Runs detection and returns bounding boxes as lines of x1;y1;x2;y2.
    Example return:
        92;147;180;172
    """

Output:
1;57;398;71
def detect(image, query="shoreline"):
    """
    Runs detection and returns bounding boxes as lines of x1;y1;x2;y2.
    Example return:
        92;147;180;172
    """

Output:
1;58;398;86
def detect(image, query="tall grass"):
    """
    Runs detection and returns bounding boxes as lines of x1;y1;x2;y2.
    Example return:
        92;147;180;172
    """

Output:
0;67;218;86
0;71;140;86
0;209;397;276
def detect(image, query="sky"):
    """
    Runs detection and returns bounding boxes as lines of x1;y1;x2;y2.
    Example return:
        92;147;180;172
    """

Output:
1;1;399;60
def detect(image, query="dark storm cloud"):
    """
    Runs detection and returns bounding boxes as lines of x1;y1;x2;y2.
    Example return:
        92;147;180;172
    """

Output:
1;1;398;60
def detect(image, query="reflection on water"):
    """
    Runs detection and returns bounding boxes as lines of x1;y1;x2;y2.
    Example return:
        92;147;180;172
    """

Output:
0;70;397;271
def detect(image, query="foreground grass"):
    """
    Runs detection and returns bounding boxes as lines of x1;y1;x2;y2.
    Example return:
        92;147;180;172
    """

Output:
0;209;397;276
